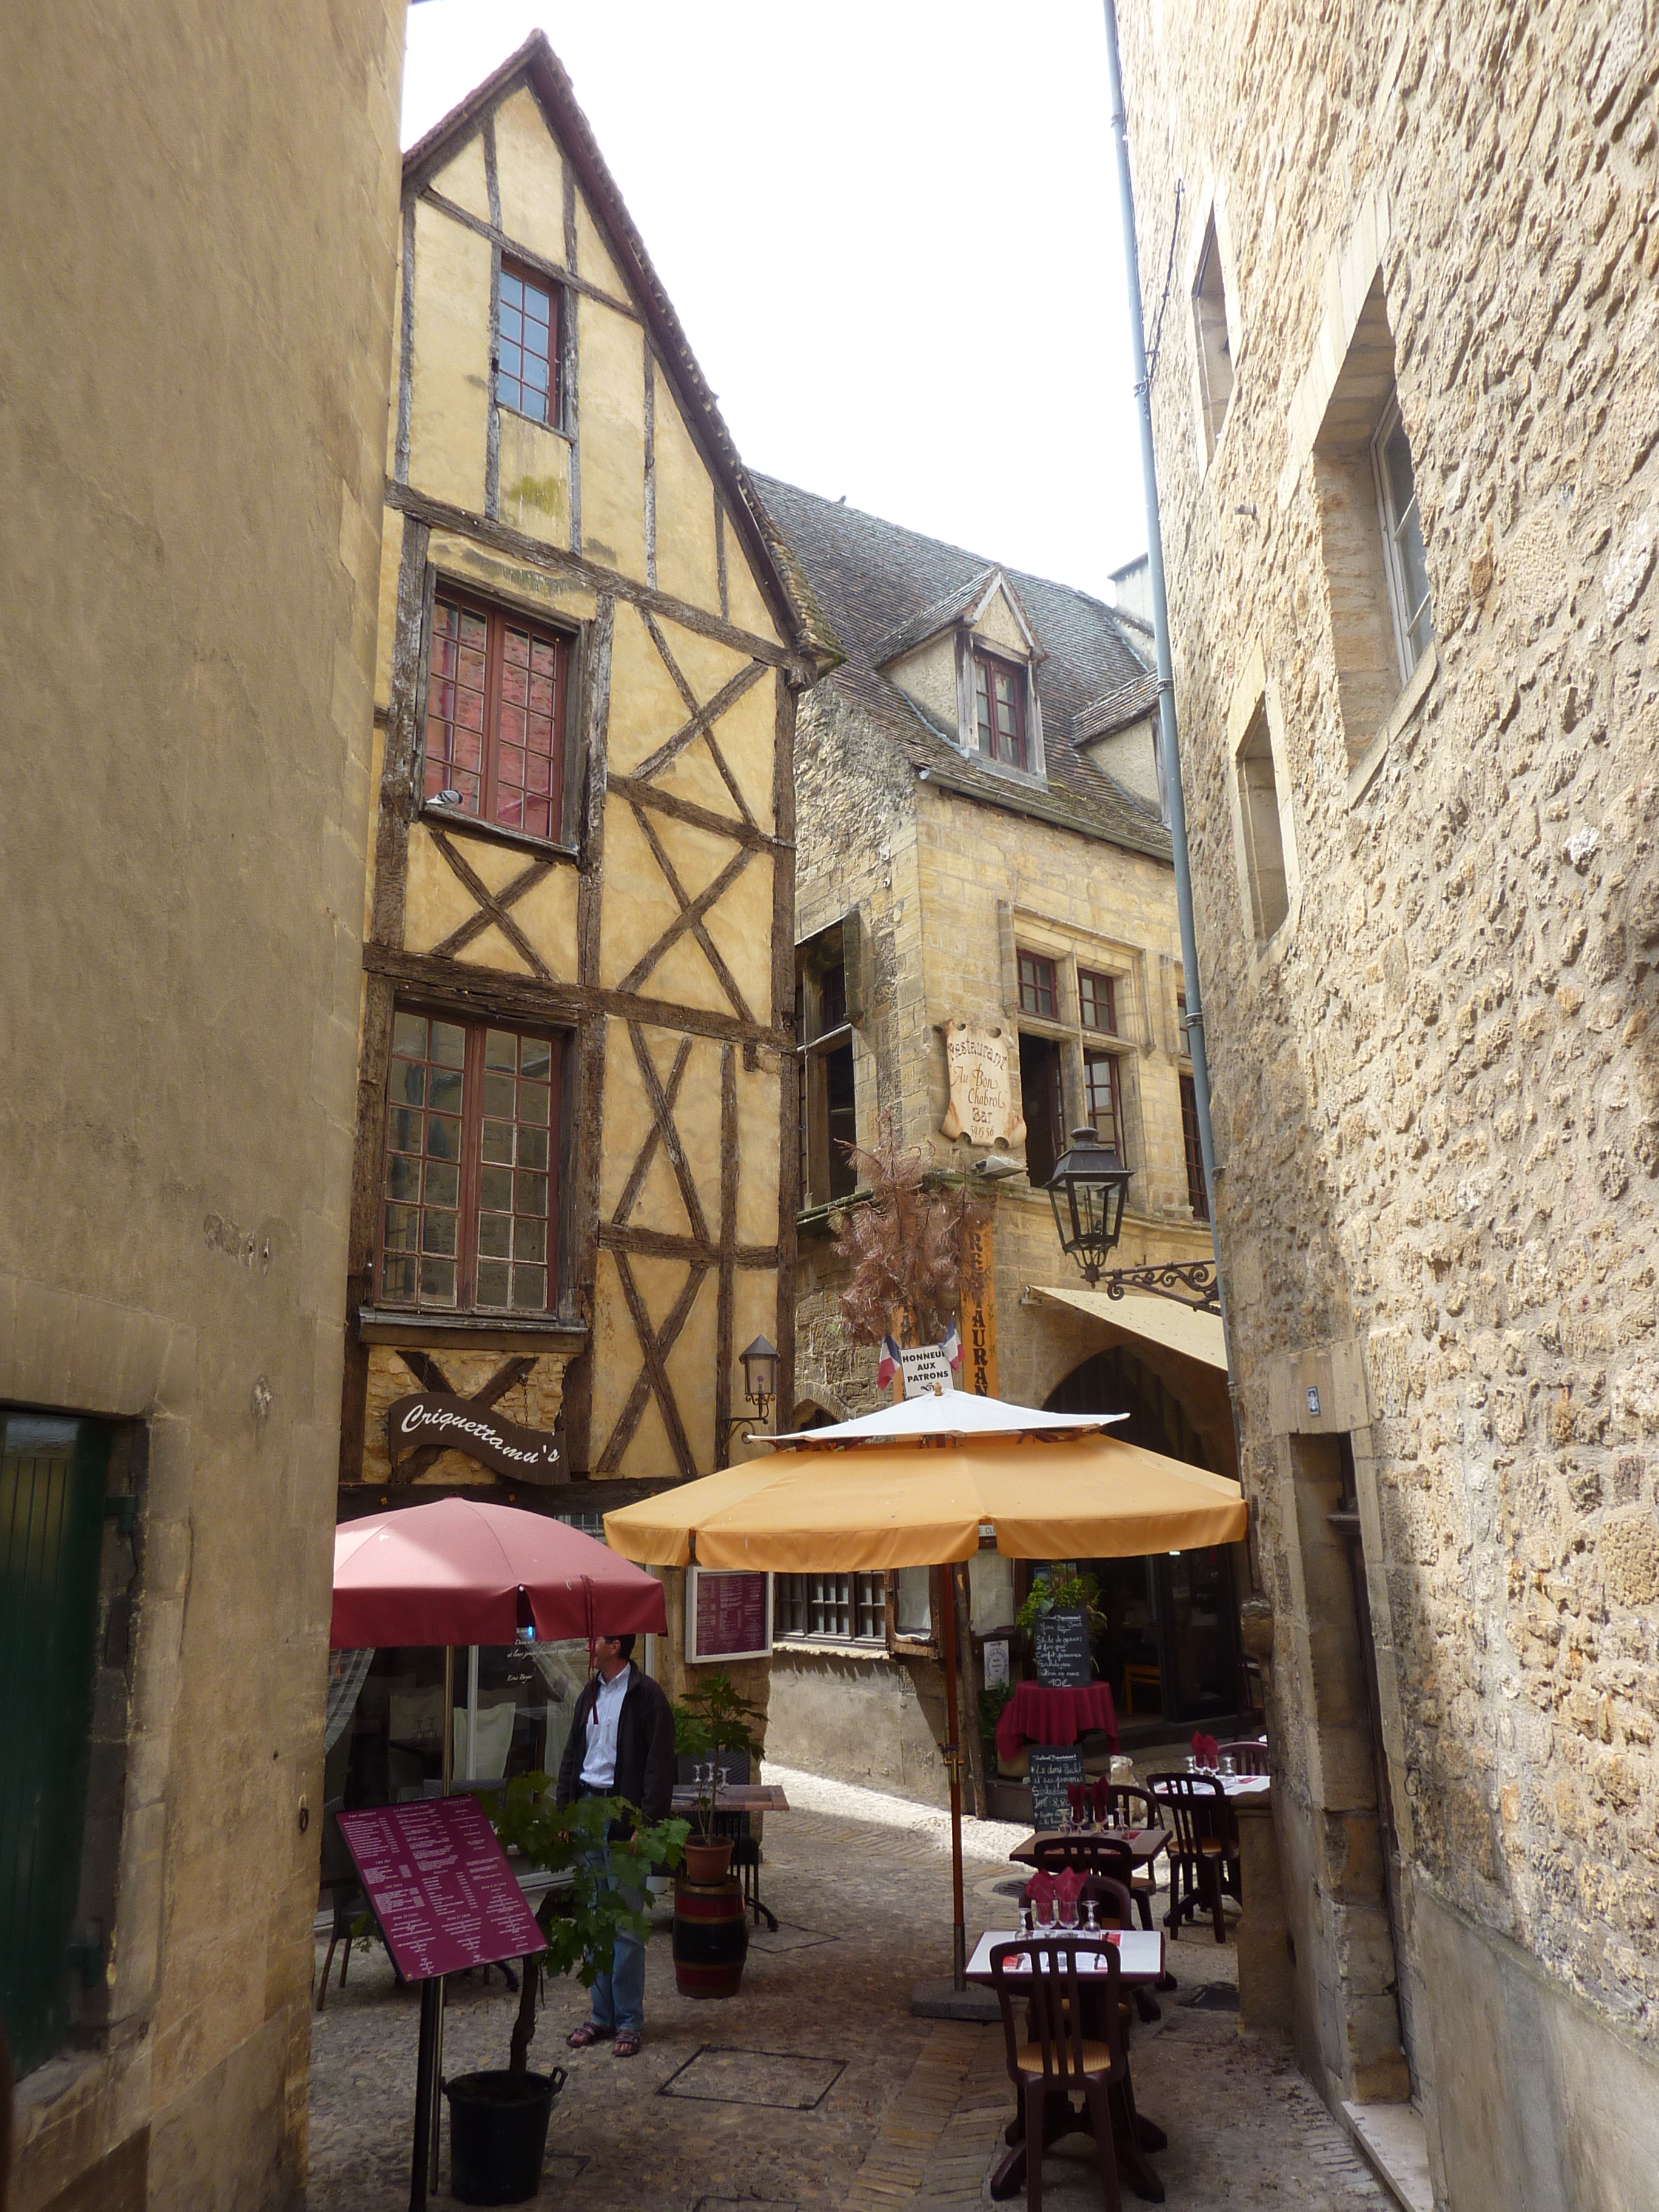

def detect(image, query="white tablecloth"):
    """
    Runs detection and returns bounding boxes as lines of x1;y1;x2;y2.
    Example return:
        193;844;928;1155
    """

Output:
967;1928;1164;1981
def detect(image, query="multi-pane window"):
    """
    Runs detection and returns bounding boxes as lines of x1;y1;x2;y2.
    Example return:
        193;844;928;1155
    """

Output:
973;650;1028;769
424;594;567;841
1372;395;1432;680
797;927;858;1210
497;266;556;424
1180;1073;1209;1222
1085;1050;1125;1157
1018;951;1058;1019
1079;968;1118;1036
378;1012;559;1313
774;1572;886;1643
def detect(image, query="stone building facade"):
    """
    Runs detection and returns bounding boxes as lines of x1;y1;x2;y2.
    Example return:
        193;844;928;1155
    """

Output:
0;4;403;2208
1116;2;1659;2200
756;480;1239;1801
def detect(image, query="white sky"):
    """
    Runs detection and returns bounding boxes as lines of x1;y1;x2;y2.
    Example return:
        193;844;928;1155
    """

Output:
401;1;1149;602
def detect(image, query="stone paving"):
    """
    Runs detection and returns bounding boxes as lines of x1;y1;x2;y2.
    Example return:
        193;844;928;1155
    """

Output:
306;1774;1394;2211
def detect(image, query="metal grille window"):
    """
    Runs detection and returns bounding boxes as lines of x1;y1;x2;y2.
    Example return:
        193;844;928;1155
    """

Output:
378;1011;559;1313
1018;951;1058;1018
424;593;568;840
1079;968;1118;1035
773;1572;886;1643
497;265;557;424
1372;395;1432;679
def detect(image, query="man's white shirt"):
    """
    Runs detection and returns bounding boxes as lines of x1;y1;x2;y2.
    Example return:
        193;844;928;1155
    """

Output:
579;1665;630;1788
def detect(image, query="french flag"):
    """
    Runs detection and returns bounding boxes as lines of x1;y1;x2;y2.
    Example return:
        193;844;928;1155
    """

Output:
942;1322;962;1372
876;1334;902;1389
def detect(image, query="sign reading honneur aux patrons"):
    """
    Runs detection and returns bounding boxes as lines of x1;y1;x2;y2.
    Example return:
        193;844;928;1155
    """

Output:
386;1393;562;1482
939;1021;1025;1148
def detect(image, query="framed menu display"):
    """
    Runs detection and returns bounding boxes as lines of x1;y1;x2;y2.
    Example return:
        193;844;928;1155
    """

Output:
685;1567;772;1664
336;1795;543;1981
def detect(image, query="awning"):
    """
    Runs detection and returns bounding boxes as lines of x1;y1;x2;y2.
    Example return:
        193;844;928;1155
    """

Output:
1025;1285;1229;1372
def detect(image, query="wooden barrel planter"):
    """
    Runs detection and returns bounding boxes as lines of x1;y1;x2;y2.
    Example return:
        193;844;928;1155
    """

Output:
672;1872;748;1999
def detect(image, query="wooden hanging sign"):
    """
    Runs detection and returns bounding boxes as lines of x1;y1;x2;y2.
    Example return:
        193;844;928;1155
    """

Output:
386;1392;563;1483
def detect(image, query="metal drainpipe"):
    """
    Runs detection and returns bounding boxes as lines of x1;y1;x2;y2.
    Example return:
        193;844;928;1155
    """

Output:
1101;0;1237;1404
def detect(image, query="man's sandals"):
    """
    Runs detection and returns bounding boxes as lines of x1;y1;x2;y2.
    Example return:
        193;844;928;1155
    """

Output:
567;2022;642;2058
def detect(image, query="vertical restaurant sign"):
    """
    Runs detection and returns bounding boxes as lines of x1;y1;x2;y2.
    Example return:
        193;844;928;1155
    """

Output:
960;1217;998;1398
940;1021;1026;1147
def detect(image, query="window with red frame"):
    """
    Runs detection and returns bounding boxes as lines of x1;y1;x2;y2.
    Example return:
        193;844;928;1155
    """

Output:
1085;1050;1125;1158
1079;968;1118;1035
973;650;1028;769
424;594;568;840
497;265;557;424
377;1011;560;1314
1017;950;1058;1019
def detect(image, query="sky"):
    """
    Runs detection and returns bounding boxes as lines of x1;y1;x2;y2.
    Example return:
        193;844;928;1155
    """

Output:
401;1;1149;602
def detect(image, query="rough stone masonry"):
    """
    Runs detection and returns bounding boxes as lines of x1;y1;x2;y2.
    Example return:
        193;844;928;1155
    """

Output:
1118;3;1659;2204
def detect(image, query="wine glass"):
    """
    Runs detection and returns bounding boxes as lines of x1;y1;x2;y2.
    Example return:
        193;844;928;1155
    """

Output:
1221;1753;1237;1778
1083;1898;1100;1937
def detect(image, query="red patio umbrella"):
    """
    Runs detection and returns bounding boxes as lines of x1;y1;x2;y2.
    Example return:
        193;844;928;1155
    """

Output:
330;1495;666;1647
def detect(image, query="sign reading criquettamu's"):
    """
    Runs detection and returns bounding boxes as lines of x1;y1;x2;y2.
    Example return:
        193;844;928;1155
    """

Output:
940;1021;1025;1148
386;1393;563;1483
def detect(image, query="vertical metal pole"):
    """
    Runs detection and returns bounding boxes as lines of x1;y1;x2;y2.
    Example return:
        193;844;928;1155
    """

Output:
428;1647;454;2192
939;1563;967;1989
1100;0;1235;1384
464;1644;480;1785
409;1976;440;2212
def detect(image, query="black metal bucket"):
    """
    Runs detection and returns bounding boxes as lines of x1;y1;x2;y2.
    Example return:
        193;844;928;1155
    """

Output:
444;2066;565;2205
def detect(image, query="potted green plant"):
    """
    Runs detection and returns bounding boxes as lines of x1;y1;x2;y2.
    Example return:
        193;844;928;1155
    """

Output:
443;1784;687;2205
671;1671;764;1883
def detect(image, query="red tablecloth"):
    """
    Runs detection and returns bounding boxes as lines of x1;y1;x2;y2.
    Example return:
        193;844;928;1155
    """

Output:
995;1680;1119;1762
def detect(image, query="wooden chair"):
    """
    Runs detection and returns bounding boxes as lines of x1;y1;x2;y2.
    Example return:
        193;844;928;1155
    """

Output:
1147;1773;1240;1943
1218;1738;1270;1775
315;1803;364;2011
989;1937;1131;2212
1094;1784;1165;1932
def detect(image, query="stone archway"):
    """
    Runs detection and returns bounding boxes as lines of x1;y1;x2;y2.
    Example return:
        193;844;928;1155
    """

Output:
1044;1344;1213;1471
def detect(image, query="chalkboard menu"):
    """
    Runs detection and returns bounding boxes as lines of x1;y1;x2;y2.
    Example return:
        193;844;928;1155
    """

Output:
336;1796;543;1982
1033;1608;1091;1688
1027;1744;1085;1831
686;1567;772;1663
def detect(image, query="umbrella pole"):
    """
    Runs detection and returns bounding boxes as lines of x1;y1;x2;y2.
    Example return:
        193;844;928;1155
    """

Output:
939;1564;967;1990
427;1647;455;2195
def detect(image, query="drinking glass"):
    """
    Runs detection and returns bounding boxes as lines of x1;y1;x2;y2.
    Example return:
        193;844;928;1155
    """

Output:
1221;1754;1237;1777
1185;1754;1198;1774
1058;1892;1077;1929
1083;1899;1100;1937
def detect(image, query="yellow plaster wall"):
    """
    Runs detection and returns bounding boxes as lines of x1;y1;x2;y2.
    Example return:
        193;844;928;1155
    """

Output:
698;856;781;1019
653;377;721;611
735;1053;783;1246
724;527;783;645
889;630;958;731
492;87;565;263
501;863;579;969
386;247;404;478
374;504;404;712
430;133;491;224
973;588;1030;657
498;407;571;540
574;189;627;301
408;200;491;509
576;300;647;578
595;804;685;986
427;530;597;629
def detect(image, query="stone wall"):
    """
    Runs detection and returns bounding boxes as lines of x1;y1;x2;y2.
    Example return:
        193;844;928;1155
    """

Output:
1117;1;1659;2195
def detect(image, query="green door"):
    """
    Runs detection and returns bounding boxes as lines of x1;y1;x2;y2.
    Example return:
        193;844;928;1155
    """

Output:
0;1410;110;2077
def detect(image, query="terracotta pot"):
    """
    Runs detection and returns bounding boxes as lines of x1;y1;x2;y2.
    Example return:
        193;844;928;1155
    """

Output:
682;1835;735;1884
1239;1598;1275;1663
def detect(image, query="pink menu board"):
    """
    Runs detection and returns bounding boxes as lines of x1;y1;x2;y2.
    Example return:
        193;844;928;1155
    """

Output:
690;1568;769;1661
337;1795;544;1982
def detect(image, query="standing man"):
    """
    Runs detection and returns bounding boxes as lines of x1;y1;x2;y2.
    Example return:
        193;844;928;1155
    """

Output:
555;1633;675;2057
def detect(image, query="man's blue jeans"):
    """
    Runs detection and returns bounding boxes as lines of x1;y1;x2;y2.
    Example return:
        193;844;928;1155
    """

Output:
584;1842;645;2036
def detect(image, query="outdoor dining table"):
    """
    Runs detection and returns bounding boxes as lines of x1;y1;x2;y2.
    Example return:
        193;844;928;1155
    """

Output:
1008;1825;1168;1870
967;1926;1170;2204
668;1783;789;1814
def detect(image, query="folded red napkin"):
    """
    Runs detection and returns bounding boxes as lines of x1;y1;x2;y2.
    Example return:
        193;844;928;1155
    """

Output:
1090;1777;1110;1820
1053;1867;1085;1919
1066;1781;1087;1820
1191;1731;1219;1767
1025;1870;1056;1922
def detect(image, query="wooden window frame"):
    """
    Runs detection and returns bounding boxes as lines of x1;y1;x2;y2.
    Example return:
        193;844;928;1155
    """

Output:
376;1008;563;1318
1084;1047;1126;1158
973;648;1030;771
1078;967;1119;1037
495;261;560;427
1179;1071;1209;1222
773;1570;887;1646
422;588;572;845
1017;950;1059;1019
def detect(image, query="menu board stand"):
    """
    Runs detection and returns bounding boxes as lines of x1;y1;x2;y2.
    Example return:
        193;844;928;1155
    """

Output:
336;1797;546;2212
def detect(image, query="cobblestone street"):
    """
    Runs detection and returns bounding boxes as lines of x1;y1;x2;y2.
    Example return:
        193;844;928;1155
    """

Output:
307;1774;1392;2211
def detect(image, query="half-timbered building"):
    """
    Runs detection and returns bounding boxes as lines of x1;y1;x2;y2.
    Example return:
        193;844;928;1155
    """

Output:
340;39;830;1581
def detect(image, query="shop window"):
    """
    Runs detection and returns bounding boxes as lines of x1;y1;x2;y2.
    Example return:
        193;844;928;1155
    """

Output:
1019;1031;1065;1187
1017;950;1058;1019
774;1572;885;1643
973;649;1030;769
0;1411;112;2077
423;591;569;840
1180;1073;1209;1222
1079;968;1118;1036
797;920;859;1210
1192;214;1234;462
377;1011;560;1314
496;264;558;426
1084;1049;1125;1157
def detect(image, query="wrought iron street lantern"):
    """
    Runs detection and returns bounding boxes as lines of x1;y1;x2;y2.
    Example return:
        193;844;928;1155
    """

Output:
1046;1126;1133;1286
737;1336;778;1427
1044;1128;1221;1313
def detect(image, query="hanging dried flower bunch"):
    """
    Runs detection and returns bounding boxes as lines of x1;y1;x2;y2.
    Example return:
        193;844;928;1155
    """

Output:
832;1113;991;1348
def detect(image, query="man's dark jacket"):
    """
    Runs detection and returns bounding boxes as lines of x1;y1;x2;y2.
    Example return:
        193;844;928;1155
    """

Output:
555;1661;675;1834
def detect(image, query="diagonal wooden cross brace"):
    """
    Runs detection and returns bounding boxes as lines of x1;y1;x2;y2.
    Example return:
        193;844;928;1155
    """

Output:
619;804;753;1018
427;826;555;980
595;1252;703;1477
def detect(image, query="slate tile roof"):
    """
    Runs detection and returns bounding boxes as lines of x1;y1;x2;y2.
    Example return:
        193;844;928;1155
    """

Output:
753;477;1170;859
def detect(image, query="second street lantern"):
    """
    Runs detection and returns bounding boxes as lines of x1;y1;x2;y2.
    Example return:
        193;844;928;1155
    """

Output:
1045;1125;1133;1287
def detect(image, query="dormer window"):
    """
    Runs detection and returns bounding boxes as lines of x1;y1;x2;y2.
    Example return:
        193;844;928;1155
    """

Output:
973;650;1028;770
